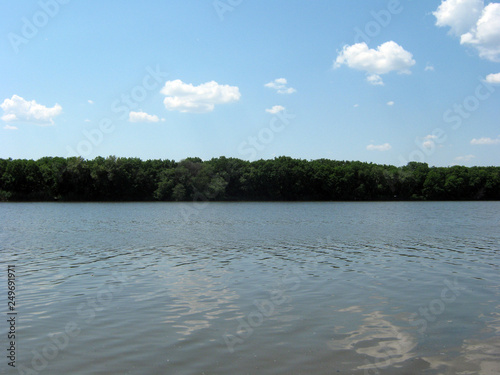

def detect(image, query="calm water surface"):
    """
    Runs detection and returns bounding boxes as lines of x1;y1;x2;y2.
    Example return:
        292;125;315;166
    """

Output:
0;202;499;374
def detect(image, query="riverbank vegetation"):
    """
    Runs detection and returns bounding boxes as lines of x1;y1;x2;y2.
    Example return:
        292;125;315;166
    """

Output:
0;156;499;201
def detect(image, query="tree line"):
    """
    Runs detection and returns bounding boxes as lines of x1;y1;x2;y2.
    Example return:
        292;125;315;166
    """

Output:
0;156;499;202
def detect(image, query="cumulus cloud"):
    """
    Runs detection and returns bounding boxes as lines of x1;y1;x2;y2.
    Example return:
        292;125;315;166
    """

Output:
461;3;500;61
129;111;160;123
421;135;442;150
387;101;395;106
334;41;416;85
88;99;94;104
433;0;484;35
366;143;392;151
425;64;435;71
264;78;296;94
3;124;18;130
265;105;285;114
160;80;241;113
485;72;500;83
0;95;62;125
434;0;500;61
423;140;435;149
471;136;500;145
367;74;384;85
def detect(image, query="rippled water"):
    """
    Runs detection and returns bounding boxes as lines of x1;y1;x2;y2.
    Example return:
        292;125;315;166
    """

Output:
0;202;499;374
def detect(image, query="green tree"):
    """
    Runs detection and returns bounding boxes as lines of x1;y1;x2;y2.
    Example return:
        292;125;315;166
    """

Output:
423;168;446;200
172;183;186;201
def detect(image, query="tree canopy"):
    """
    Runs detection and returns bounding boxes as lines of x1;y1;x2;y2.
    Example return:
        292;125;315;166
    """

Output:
0;156;499;202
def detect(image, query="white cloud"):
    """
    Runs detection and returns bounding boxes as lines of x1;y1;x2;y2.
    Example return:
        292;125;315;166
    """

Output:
129;111;160;123
0;95;62;125
366;143;392;151
434;0;500;62
421;135;445;150
485;72;500;84
433;0;484;36
334;41;416;85
455;154;476;161
3;124;18;130
425;64;435;71
367;74;384;86
461;3;500;61
265;105;285;114
423;134;438;140
387;101;394;106
88;100;94;104
471;136;500;145
264;78;296;94
353;104;359;108
422;140;435;149
160;80;241;113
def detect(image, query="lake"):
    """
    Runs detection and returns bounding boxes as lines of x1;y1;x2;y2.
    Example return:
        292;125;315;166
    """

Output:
1;202;499;374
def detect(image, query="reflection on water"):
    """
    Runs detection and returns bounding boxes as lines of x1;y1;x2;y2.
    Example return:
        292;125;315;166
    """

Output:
157;260;240;338
328;310;417;372
0;202;499;374
423;304;500;375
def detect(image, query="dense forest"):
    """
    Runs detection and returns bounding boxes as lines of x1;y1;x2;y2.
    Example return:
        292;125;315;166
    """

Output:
0;156;499;202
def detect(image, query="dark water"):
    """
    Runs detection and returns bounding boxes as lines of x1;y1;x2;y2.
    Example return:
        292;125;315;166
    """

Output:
0;202;499;374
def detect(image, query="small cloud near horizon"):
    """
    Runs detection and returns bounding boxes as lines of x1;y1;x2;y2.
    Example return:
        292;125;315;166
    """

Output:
455;154;476;162
471;136;500;145
366;143;392;151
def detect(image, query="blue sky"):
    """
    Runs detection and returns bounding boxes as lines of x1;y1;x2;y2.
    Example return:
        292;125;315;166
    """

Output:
1;0;499;166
